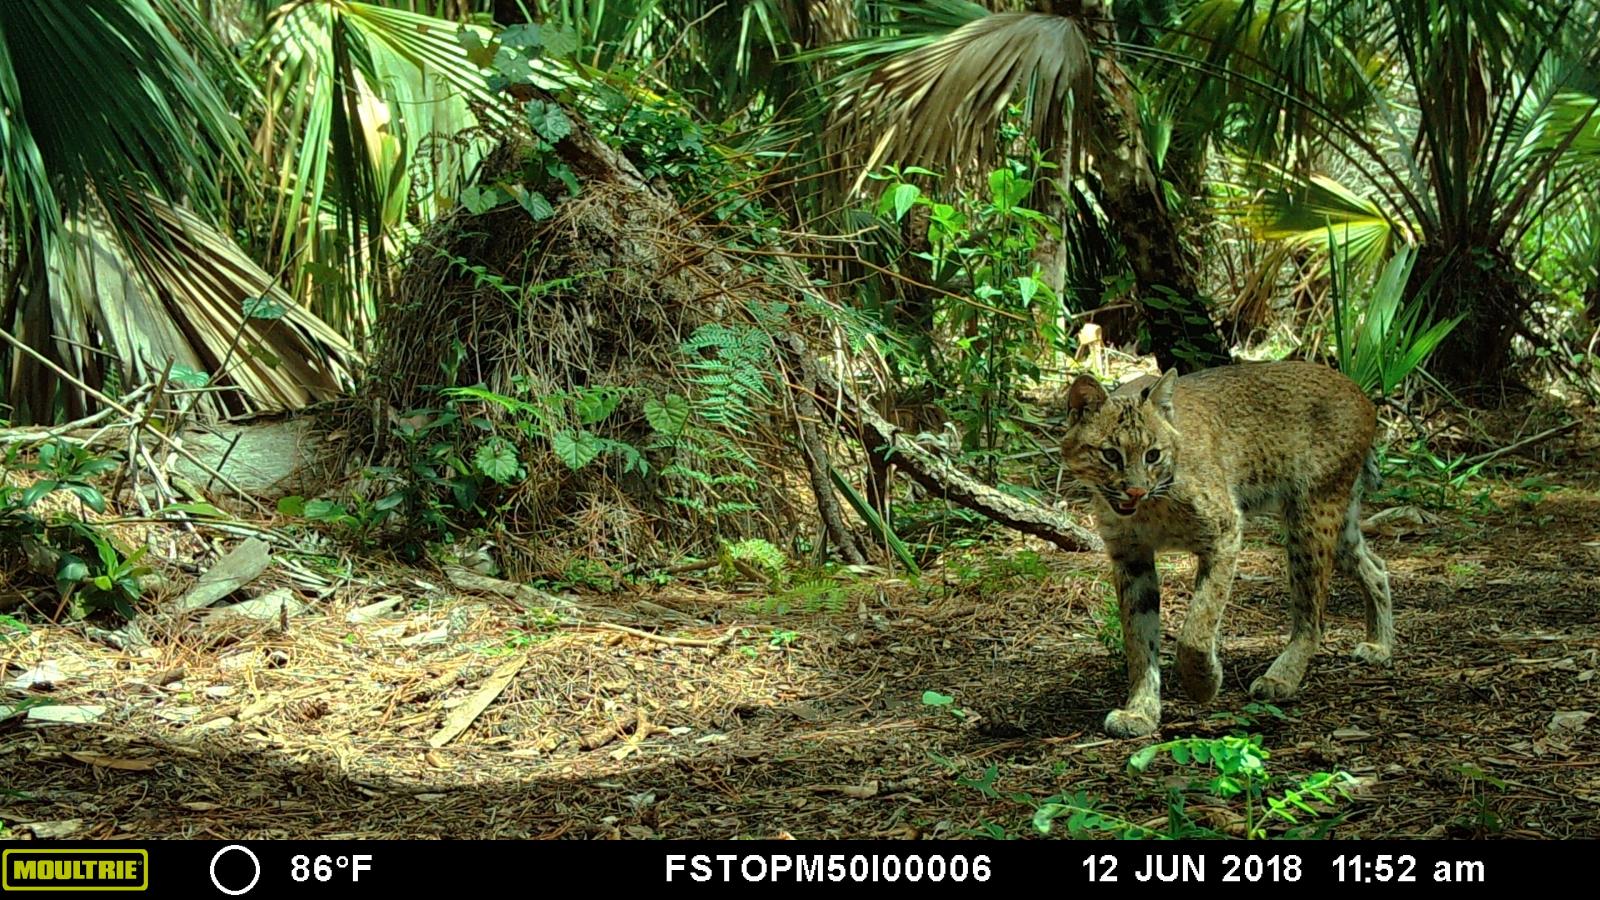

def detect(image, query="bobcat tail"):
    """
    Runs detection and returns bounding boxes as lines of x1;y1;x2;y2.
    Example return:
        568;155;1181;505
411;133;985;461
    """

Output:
1360;449;1384;494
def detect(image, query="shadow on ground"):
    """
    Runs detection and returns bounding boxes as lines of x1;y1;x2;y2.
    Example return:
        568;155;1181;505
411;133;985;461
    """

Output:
4;478;1599;839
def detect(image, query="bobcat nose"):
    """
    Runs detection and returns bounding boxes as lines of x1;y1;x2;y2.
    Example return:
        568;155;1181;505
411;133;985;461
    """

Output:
1124;487;1148;500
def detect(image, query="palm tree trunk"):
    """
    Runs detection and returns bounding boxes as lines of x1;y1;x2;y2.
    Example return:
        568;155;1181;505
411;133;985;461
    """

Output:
1084;22;1230;374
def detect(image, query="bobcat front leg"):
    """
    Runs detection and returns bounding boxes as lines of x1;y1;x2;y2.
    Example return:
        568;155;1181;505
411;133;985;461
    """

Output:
1105;546;1162;738
1177;526;1241;705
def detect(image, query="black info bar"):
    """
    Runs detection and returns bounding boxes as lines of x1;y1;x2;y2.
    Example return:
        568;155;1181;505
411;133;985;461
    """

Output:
0;840;1553;895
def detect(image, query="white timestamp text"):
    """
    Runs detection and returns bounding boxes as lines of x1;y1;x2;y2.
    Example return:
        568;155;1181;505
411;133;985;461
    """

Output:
665;853;992;883
1083;853;1303;882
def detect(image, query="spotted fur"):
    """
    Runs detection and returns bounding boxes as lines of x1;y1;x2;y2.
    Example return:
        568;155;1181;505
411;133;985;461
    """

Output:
1060;360;1395;738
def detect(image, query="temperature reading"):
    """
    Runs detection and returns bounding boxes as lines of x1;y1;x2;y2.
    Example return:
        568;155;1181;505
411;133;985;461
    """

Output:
291;855;373;883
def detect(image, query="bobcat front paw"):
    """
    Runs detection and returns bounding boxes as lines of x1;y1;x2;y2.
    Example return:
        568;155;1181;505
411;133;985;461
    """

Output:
1104;708;1159;738
1352;642;1393;666
1249;673;1299;700
1176;645;1222;703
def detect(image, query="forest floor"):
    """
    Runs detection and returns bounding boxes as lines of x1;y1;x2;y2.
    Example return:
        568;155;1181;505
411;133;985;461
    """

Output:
4;452;1600;841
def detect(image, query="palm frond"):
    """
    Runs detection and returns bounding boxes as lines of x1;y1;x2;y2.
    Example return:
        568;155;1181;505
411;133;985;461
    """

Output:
828;11;1093;194
249;1;507;334
0;0;248;236
72;195;356;417
1232;163;1407;275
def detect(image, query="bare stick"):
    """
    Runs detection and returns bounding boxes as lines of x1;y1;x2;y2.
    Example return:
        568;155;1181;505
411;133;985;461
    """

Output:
1460;421;1578;469
801;349;1103;553
588;621;736;647
0;385;150;446
0;327;266;513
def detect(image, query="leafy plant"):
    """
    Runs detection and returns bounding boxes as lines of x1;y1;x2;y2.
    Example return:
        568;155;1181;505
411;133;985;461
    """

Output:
720;538;787;584
0;614;29;643
1123;734;1355;840
1451;763;1509;836
870;161;1064;472
6;440;117;514
1090;585;1124;657
53;524;152;620
1330;243;1463;397
1374;441;1493;512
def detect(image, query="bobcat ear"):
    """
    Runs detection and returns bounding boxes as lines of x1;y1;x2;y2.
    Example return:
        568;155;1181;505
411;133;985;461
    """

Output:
1145;369;1178;420
1066;374;1108;419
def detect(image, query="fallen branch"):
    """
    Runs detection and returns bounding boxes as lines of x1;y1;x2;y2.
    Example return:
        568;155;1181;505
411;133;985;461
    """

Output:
0;385;151;447
589;621;736;647
1460;421;1578;469
427;654;526;748
785;344;868;566
0;327;265;513
798;344;1103;554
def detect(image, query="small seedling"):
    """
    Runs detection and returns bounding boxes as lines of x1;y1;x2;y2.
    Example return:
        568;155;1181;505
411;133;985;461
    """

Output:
922;690;969;720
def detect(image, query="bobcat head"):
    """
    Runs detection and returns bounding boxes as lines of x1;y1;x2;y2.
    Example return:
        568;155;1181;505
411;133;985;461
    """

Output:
1060;370;1180;517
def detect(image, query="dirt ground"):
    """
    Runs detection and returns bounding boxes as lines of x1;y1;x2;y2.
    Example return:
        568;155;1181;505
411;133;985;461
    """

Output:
4;459;1599;841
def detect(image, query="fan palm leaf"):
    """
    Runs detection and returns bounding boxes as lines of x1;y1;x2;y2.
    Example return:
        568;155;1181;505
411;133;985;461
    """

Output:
827;11;1093;194
0;0;354;422
248;1;510;336
58;195;357;417
1233;163;1407;275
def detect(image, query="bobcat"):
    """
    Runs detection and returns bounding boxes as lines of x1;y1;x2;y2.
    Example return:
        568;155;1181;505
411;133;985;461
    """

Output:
1059;360;1395;738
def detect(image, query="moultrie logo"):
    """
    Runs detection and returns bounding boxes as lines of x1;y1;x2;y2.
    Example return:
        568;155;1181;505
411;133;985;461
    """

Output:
3;849;149;891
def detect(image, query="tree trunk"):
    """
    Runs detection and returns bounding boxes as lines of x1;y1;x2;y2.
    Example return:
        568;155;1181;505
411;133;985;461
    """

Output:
1084;19;1231;375
1414;244;1529;396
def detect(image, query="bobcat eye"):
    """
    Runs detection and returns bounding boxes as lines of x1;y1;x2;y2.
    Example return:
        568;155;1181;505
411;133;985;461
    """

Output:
1100;447;1122;466
1145;448;1162;464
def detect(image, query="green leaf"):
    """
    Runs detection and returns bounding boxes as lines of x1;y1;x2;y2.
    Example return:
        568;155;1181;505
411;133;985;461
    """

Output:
242;296;288;320
526;99;572;144
461;184;506;214
1239;165;1397;275
56;553;89;589
473;439;521;484
303;499;346;521
167;364;211;388
456;26;495;67
889;183;920;221
643;394;691;436
573;387;621;425
159;501;227;518
1128;745;1161;773
513;186;555;221
277;496;306;517
499;23;543;51
20;480;58;507
1171;744;1191;765
551;430;601;470
63;484;107;513
1018;275;1038;306
830;467;920;575
540;25;578;58
921;690;954;707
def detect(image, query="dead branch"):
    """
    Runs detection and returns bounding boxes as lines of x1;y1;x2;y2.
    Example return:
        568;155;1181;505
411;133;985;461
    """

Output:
1460;421;1579;469
0;327;266;513
789;338;1103;554
784;344;868;566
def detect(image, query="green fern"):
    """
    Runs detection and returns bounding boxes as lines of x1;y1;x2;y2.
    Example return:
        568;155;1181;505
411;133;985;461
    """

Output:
721;538;787;584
